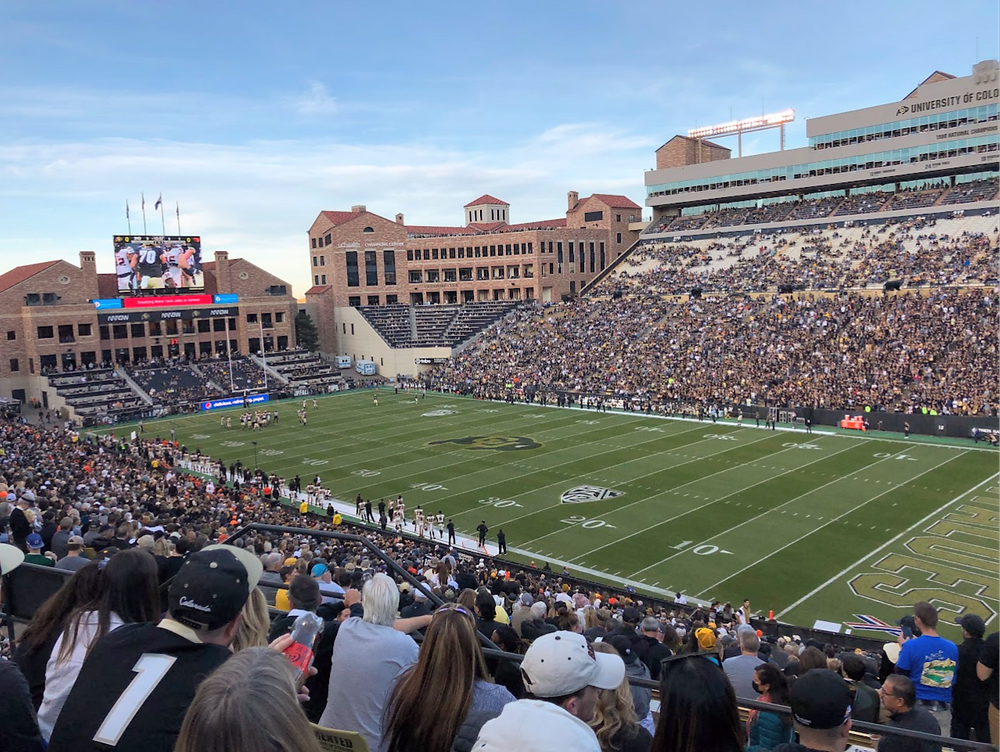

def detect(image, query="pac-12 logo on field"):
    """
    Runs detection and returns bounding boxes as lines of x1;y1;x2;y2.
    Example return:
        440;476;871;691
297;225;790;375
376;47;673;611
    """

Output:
428;436;541;451
560;485;624;504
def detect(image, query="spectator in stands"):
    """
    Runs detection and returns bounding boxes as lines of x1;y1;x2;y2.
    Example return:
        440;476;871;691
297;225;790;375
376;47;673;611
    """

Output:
895;602;958;734
489;625;526;700
842;653;882;724
38;548;161;739
269;575;362;722
50;518;74;559
589;641;654;752
976;631;999;745
774;668;854;752
951;613;990;742
877;675;942;752
0;542;45;752
474;630;625;752
24;533;53;566
54;535;89;572
637;617;672;681
384;604;515;752
511;592;535;636
174;647;323;752
747;662;795;751
475;588;504;639
724;629;765;700
318;573;426;752
607;634;653;732
231;587;271;653
13;563;103;709
799;646;829;674
46;545;263;752
651;653;742;752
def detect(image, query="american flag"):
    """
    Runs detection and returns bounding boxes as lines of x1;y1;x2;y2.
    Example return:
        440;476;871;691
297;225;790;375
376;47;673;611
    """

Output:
843;614;902;637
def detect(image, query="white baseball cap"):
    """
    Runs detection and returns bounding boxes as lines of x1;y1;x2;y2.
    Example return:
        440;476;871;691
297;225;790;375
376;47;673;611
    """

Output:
520;631;625;698
0;543;25;576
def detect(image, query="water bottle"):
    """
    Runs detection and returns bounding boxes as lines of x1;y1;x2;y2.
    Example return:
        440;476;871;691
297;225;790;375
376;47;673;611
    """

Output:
282;612;324;684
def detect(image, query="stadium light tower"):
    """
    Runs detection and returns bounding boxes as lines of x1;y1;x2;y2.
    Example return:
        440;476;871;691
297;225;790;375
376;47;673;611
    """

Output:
688;109;795;159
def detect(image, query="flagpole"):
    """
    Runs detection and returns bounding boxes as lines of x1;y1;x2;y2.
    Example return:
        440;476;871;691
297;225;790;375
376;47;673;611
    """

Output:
141;193;147;234
126;200;132;234
159;194;166;236
176;202;181;234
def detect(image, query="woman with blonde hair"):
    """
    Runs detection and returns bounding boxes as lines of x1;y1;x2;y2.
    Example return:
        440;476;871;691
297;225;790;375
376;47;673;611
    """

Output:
590;642;653;752
382;604;514;752
175;647;323;752
232;588;271;652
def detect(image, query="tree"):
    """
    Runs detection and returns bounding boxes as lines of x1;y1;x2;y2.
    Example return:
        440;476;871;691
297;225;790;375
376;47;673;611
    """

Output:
295;310;320;352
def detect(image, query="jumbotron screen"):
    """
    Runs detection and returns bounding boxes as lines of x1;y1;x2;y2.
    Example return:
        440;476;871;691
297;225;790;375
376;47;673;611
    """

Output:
113;235;204;293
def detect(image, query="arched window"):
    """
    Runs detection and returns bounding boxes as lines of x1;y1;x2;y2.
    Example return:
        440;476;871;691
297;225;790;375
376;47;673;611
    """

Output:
363;226;374;233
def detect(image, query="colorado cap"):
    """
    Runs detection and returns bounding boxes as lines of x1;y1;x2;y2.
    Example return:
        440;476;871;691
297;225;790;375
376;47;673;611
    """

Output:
168;544;263;631
519;630;624;697
0;542;25;576
790;668;852;729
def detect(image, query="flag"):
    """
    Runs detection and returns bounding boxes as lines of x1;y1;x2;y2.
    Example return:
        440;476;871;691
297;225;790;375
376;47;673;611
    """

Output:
176;201;179;218
126;200;130;219
843;615;902;638
154;194;162;211
142;192;145;210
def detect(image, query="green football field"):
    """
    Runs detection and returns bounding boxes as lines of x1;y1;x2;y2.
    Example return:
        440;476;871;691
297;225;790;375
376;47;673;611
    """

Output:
125;390;998;640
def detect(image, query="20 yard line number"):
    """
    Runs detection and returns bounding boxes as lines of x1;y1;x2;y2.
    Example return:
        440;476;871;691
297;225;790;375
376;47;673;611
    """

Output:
560;514;616;530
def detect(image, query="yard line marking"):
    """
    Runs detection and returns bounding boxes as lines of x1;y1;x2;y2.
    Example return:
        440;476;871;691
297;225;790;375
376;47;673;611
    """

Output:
569;438;860;564
776;471;1000;619
696;451;970;599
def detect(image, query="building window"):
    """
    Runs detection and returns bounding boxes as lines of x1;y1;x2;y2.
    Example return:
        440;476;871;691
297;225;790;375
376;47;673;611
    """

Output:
616;232;622;243
365;250;379;286
349;297;361;307
423;249;430;261
449;248;456;259
324;233;332;245
432;249;439;260
321;274;327;284
600;242;606;270
320;256;325;266
198;319;211;333
314;275;320;286
130;323;144;338
346;251;359;287
363;227;374;233
426;269;440;283
247;313;258;323
313;256;318;267
58;324;75;343
409;271;423;283
616;214;622;222
444;269;457;282
311;238;317;248
37;326;53;339
5;331;13;340
458;248;465;259
317;237;324;248
407;249;414;261
275;312;284;323
9;358;18;372
460;268;473;281
383;250;396;285
386;294;398;304
267;285;287;296
367;295;380;305
584;210;603;222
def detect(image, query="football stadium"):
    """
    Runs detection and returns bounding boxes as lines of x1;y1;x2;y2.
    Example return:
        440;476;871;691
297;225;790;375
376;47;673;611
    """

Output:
1;46;999;752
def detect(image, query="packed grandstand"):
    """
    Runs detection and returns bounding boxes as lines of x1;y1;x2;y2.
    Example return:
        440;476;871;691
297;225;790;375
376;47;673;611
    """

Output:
1;59;999;752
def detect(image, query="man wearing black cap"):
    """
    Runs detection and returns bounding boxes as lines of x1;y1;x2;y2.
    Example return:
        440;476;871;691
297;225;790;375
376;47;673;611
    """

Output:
952;613;990;742
47;544;263;752
773;668;853;752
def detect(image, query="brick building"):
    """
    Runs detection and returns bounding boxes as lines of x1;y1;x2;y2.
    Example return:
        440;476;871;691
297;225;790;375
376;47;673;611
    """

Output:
655;135;731;170
304;192;642;355
0;250;297;406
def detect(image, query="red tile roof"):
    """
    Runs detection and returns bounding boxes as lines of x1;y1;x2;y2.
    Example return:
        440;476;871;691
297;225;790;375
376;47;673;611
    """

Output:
468;221;508;232
0;261;59;295
587;194;642;210
464;194;509;207
503;218;567;231
406;225;478;237
321;211;359;227
305;285;332;295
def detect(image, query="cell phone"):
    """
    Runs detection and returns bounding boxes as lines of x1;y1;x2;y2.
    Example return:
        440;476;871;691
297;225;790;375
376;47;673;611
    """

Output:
900;623;914;640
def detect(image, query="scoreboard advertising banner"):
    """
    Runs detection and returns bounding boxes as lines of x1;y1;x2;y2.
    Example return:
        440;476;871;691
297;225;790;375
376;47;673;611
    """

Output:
200;393;270;412
97;305;239;324
114;235;204;293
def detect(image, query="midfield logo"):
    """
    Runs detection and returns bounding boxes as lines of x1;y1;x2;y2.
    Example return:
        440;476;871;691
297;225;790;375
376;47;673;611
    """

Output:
560;485;624;504
428;435;541;451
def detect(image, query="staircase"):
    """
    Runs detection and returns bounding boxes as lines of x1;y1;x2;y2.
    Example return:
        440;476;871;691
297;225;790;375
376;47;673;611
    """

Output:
116;367;155;406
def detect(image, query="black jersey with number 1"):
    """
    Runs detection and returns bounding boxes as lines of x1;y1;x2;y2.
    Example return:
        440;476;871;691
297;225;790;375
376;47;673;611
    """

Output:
47;622;230;752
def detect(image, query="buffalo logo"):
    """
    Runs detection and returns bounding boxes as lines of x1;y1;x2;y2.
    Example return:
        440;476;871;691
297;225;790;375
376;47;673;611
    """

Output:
423;409;458;417
560;485;624;504
896;105;909;116
429;435;541;451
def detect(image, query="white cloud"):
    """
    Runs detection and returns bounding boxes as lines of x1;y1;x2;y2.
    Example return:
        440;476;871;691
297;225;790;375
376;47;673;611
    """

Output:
294;80;337;115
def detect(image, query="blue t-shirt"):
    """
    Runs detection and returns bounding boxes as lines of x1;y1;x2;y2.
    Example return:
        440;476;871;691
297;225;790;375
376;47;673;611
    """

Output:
897;634;958;702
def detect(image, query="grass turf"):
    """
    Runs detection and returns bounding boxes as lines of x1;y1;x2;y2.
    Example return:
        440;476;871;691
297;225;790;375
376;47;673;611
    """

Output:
116;390;999;639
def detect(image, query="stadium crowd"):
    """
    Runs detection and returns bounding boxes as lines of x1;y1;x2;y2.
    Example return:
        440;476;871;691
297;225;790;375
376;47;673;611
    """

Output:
432;285;997;416
1;419;997;752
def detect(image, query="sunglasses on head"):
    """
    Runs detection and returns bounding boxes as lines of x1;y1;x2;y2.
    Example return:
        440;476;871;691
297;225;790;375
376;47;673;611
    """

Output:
433;605;472;618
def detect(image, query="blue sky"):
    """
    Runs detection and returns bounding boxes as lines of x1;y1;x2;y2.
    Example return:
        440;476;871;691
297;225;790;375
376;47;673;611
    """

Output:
2;0;997;297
